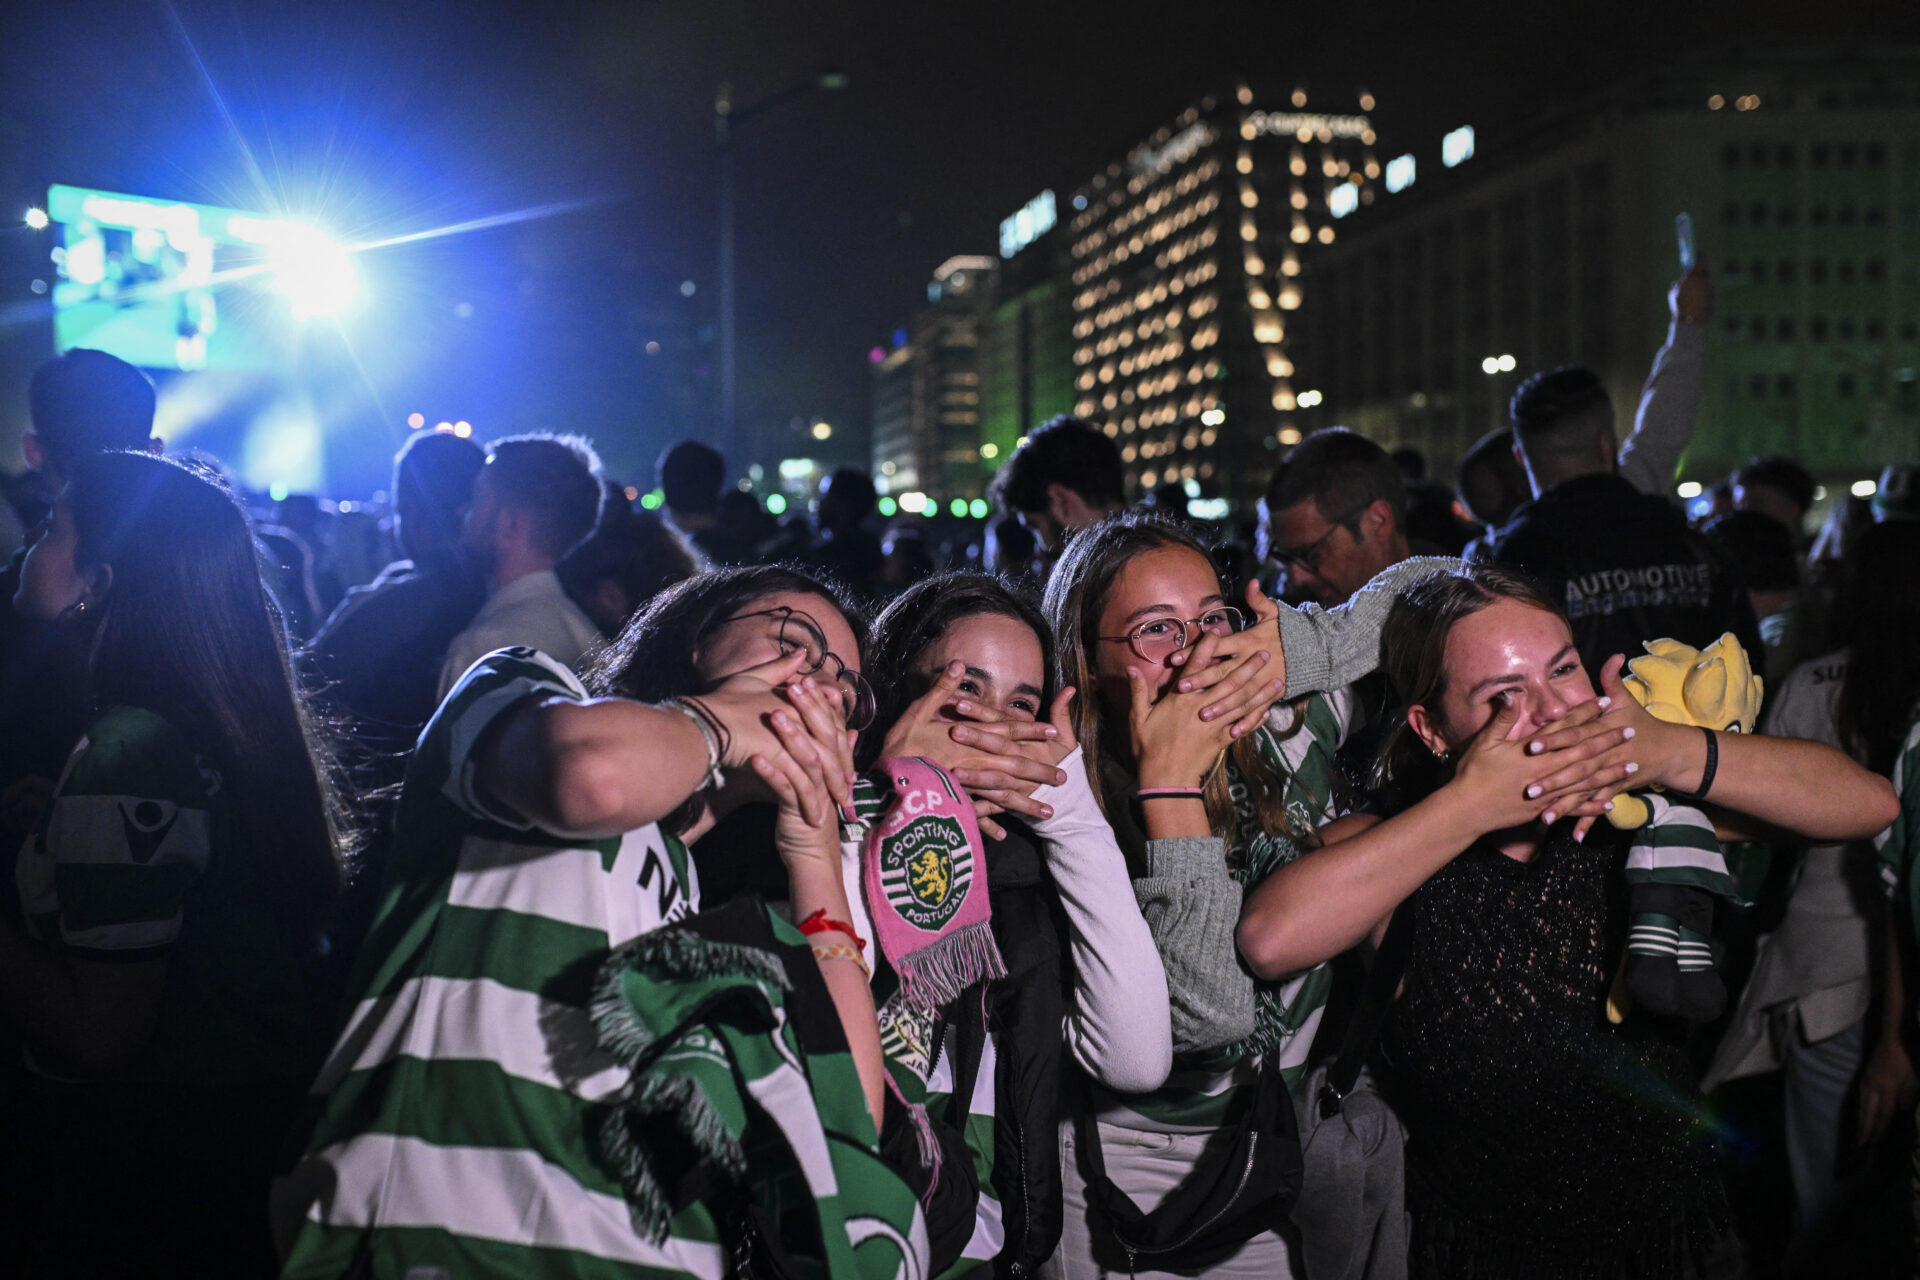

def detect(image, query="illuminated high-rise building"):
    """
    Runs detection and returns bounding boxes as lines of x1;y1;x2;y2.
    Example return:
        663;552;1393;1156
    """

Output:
1064;82;1383;508
1292;52;1920;490
869;255;996;507
981;190;1078;474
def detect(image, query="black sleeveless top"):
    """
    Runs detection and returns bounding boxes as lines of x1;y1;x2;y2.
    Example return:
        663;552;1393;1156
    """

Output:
1384;826;1729;1280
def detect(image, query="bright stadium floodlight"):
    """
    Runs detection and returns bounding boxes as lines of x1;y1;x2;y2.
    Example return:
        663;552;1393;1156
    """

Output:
272;225;360;320
25;207;50;230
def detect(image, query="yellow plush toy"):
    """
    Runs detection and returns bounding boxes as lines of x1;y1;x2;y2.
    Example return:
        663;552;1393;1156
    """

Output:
1604;634;1762;1022
1606;633;1764;829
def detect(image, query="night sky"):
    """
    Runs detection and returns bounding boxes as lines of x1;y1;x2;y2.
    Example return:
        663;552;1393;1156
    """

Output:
0;0;1906;494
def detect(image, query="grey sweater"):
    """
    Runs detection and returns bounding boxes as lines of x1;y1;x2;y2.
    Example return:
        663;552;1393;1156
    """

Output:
1140;555;1461;1054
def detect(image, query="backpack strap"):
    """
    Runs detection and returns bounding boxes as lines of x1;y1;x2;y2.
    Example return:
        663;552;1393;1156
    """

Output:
1317;906;1411;1121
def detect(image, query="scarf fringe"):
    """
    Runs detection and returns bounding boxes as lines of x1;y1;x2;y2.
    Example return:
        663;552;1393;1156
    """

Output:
597;1072;748;1244
589;931;790;1066
882;1073;944;1205
889;918;1007;1015
586;929;789;1243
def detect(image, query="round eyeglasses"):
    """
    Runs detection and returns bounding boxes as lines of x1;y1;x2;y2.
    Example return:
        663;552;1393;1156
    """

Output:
718;606;876;731
1098;606;1244;665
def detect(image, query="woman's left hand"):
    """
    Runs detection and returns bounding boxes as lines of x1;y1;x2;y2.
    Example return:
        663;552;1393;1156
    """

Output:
1169;580;1289;719
751;698;854;877
1520;656;1669;840
780;675;859;811
952;685;1079;769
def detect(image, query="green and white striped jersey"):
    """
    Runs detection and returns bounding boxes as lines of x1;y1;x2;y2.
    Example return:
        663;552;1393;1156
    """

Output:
13;704;316;1085
279;648;717;1279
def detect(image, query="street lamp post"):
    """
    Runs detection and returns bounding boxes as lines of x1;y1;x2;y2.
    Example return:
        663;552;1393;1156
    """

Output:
715;71;847;471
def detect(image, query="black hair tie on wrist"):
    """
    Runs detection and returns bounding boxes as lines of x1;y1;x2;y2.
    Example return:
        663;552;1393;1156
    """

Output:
1693;726;1718;801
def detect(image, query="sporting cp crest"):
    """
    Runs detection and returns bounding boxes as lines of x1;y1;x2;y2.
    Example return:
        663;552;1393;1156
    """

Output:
877;804;972;931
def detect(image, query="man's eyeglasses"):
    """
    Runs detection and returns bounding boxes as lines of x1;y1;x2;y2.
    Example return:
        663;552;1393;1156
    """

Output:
719;606;876;731
1268;508;1363;577
1099;606;1244;665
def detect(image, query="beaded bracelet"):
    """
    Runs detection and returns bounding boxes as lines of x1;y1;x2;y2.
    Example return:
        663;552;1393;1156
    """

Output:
810;941;871;979
661;697;726;792
798;909;867;952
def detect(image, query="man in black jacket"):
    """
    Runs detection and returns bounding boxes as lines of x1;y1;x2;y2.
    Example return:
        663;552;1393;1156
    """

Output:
1472;366;1759;675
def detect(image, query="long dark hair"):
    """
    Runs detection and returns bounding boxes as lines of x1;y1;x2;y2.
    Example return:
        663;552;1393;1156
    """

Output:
1833;521;1920;774
583;563;867;701
1042;511;1305;843
65;452;348;937
1371;564;1565;802
859;571;1057;768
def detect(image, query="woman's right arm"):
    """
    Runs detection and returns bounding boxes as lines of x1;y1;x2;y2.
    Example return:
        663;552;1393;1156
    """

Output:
1238;697;1634;980
480;650;811;838
1031;746;1175;1091
1123;650;1289;1053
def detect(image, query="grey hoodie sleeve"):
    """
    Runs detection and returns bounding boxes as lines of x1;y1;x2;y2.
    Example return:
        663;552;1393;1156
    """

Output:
1617;319;1707;495
1275;555;1464;698
1132;835;1260;1054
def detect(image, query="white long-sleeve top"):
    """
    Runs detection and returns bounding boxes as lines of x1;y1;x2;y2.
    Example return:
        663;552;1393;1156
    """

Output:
1028;747;1174;1094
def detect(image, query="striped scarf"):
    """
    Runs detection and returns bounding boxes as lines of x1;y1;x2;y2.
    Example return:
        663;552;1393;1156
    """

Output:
591;899;929;1277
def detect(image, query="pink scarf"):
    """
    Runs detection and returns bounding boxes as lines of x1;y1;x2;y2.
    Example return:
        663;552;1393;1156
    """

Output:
861;756;1005;1013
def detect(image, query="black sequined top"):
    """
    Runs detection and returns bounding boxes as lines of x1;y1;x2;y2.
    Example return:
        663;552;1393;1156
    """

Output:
1385;825;1728;1280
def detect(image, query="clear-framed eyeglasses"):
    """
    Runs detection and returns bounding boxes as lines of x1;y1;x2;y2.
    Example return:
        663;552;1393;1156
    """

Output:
719;605;877;731
1099;606;1245;665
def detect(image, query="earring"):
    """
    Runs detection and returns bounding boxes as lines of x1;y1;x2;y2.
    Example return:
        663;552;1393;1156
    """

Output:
1430;745;1451;763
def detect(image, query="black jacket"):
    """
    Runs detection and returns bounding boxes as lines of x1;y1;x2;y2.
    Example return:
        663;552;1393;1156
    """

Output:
1472;473;1761;675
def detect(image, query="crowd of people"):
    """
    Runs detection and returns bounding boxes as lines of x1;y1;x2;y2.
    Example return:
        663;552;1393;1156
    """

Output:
1;255;1918;1280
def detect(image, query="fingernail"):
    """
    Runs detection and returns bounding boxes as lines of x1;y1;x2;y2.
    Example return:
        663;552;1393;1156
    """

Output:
1200;708;1215;720
1527;741;1543;755
1044;726;1058;737
1179;680;1194;692
1604;800;1614;811
1055;771;1066;784
1543;811;1557;825
955;699;972;713
1598;696;1612;709
1621;726;1635;739
1625;762;1639;774
948;660;963;676
1573;827;1585;843
1525;784;1542;799
1040;806;1054;819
